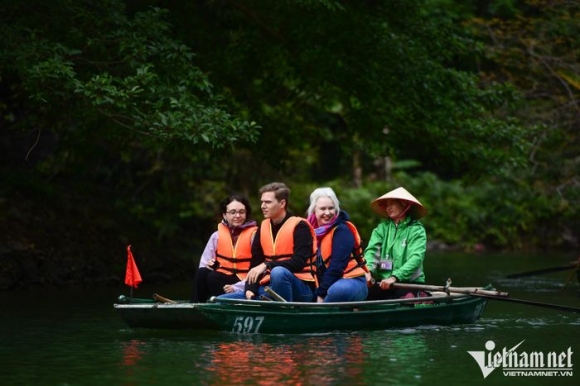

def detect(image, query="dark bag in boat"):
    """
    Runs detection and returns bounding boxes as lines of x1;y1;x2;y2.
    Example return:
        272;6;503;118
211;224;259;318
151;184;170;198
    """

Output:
400;290;433;304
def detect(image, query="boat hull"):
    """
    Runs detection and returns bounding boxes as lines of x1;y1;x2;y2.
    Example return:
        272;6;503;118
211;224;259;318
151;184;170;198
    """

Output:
198;295;488;334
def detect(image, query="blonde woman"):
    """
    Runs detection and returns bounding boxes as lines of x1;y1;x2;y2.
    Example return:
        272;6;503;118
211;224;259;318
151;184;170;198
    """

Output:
307;187;368;302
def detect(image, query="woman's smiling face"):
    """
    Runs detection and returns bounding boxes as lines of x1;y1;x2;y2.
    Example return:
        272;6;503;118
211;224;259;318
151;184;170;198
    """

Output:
314;196;336;226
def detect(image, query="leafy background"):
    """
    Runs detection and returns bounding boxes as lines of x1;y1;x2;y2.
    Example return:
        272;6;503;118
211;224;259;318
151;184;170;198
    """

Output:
1;0;578;290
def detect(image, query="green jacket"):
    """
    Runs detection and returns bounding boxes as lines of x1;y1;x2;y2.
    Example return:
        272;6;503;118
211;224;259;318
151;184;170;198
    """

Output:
364;216;426;283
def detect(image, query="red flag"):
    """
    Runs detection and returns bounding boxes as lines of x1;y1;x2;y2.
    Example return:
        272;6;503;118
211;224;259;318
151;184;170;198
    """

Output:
125;245;142;288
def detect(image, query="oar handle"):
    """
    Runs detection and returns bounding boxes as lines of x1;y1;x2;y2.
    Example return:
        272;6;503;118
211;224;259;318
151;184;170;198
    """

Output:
153;293;177;304
391;283;509;297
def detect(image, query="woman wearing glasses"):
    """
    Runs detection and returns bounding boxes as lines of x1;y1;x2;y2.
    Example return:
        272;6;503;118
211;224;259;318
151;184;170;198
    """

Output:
191;194;258;302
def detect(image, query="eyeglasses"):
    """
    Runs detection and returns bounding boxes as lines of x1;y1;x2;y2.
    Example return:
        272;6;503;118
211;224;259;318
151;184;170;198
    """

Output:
226;210;246;216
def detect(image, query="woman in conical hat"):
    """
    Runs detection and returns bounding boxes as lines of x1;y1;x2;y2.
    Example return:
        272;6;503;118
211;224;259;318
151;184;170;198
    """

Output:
370;187;427;221
364;187;428;300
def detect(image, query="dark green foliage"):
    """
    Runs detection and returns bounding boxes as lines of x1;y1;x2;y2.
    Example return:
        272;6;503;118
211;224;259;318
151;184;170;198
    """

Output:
0;0;577;270
0;0;258;146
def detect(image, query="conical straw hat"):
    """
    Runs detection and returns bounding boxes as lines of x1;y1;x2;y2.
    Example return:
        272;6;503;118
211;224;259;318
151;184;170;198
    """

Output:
371;187;427;219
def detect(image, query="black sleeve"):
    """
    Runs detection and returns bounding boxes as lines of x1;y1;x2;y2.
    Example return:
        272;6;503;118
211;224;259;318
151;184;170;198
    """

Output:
250;224;265;268
245;224;264;295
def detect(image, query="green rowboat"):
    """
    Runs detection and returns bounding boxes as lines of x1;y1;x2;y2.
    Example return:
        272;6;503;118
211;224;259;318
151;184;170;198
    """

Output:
114;291;489;333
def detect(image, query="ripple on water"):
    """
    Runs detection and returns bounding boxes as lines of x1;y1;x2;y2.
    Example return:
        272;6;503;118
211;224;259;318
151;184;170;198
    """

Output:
514;317;549;326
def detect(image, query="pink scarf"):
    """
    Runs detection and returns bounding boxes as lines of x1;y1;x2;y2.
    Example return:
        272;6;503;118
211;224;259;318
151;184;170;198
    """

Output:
307;213;338;243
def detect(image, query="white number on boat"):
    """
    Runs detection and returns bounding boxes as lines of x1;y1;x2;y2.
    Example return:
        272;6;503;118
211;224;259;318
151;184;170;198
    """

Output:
232;316;265;333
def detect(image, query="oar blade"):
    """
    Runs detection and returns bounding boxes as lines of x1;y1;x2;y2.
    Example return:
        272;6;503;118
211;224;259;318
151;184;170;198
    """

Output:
469;293;580;314
506;265;575;279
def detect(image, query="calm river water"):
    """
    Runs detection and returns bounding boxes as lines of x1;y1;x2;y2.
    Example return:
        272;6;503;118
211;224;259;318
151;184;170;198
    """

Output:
1;252;579;386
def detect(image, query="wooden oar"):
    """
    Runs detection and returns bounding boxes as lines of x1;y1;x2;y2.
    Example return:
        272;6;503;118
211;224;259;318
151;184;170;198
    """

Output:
391;283;509;297
506;264;576;279
392;283;580;313
153;293;177;304
264;286;287;302
467;293;580;313
562;260;580;291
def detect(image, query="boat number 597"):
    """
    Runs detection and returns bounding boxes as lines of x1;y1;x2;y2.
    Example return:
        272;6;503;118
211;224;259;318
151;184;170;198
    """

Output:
232;316;265;333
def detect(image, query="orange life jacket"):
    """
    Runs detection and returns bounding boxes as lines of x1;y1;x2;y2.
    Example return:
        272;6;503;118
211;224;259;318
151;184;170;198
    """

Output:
259;216;317;284
319;221;368;278
215;223;257;280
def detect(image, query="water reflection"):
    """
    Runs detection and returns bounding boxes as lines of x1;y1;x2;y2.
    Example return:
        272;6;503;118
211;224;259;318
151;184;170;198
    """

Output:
121;340;145;367
191;331;468;385
198;334;366;385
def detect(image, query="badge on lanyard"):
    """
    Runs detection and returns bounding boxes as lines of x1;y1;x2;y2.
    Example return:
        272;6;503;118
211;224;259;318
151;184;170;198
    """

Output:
379;260;393;271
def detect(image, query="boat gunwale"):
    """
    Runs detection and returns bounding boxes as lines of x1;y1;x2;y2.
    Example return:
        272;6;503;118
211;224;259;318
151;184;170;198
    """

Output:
200;299;488;317
114;303;199;309
205;291;479;308
114;293;468;309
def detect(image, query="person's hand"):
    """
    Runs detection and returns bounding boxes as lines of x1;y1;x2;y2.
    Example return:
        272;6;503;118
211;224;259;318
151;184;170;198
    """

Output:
316;296;324;303
245;290;255;300
206;259;216;270
246;263;268;284
365;272;374;287
223;284;234;293
379;277;397;290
